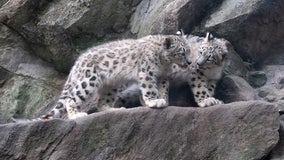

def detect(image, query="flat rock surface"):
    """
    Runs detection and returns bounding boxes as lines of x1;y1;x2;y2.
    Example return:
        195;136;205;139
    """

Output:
0;101;279;160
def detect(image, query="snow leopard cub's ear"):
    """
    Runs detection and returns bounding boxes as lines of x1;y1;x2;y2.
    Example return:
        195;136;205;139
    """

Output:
204;32;214;42
176;29;184;36
176;29;187;39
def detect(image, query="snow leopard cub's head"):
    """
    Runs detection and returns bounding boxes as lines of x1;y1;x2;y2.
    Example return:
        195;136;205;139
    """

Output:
163;33;192;69
196;32;228;69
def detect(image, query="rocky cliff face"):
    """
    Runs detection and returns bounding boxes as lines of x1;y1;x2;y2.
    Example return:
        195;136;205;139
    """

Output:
0;0;283;159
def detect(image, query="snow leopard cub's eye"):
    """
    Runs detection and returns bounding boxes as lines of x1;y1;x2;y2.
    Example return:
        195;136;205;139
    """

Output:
178;47;186;55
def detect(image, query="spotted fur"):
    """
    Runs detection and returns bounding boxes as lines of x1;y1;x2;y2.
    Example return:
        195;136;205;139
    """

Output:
185;32;228;107
37;34;191;120
107;32;228;108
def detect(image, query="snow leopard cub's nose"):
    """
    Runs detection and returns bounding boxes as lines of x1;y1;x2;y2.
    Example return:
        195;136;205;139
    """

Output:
187;59;192;65
185;54;192;65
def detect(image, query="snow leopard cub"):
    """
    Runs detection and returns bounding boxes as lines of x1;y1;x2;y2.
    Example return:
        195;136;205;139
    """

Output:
182;32;228;107
38;34;191;120
110;32;228;108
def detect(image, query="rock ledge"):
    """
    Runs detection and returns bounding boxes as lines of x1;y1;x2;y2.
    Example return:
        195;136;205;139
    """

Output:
0;101;279;160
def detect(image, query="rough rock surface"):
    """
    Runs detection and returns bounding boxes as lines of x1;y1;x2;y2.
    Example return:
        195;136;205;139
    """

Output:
0;23;64;123
0;0;76;73
0;101;280;160
131;0;213;37
255;65;284;112
216;75;257;103
0;0;284;159
270;115;284;160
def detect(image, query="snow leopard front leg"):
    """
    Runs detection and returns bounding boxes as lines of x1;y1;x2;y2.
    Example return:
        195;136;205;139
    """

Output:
138;77;169;107
206;80;217;96
189;71;223;107
204;79;223;106
157;78;170;105
138;71;168;108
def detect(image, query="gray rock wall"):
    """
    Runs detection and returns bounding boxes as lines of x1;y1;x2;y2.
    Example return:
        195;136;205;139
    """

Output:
0;0;283;159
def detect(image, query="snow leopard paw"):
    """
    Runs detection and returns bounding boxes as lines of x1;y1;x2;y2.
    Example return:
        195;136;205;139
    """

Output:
68;112;88;119
198;97;223;107
145;99;167;108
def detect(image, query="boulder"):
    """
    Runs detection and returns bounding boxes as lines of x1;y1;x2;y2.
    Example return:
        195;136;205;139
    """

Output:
0;101;279;160
0;24;64;123
256;65;284;105
247;71;267;88
0;1;74;73
270;115;284;160
216;75;257;103
0;73;60;123
0;0;143;72
222;41;249;77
